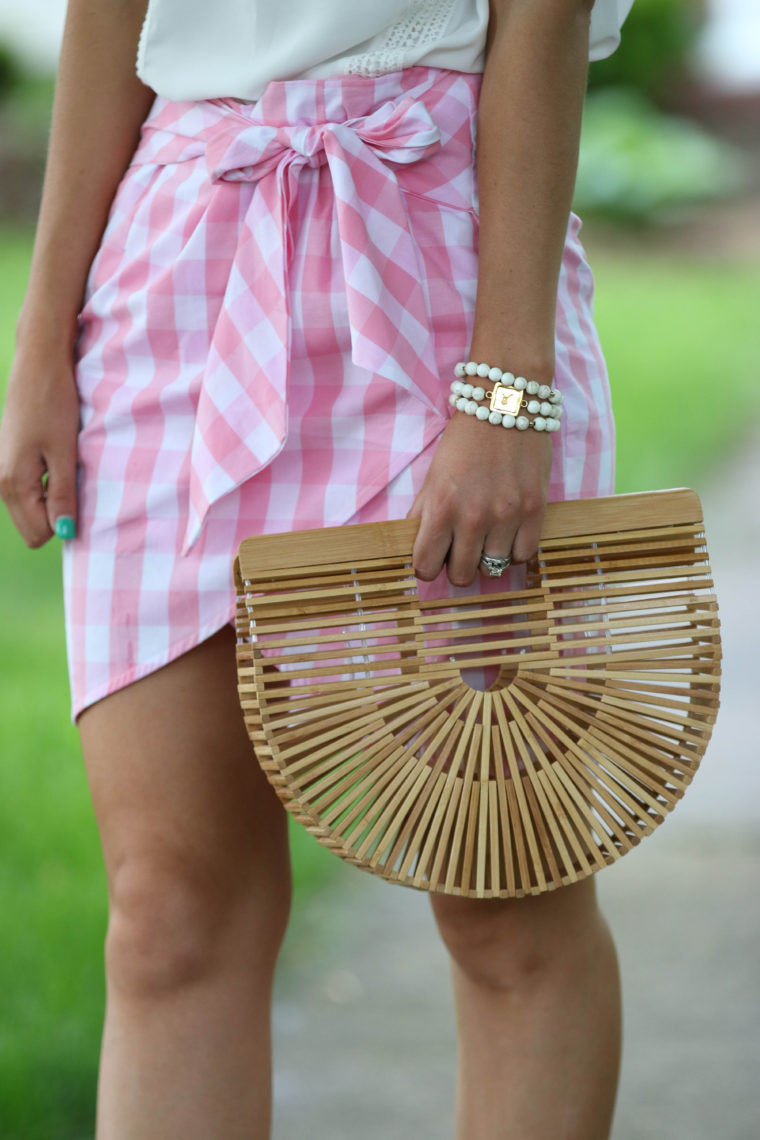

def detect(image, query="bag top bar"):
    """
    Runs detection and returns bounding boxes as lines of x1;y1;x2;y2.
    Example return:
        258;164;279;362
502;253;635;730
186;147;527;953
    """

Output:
234;488;703;580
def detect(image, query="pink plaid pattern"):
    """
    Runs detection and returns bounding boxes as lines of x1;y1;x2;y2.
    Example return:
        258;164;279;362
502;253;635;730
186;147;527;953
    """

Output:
63;65;614;723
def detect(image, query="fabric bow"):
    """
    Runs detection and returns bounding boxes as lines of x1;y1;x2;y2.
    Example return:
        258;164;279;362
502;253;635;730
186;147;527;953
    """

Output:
182;93;447;553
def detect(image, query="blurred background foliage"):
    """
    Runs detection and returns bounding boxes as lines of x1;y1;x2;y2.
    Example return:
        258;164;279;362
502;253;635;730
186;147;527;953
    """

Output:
587;0;701;99
578;0;750;223
0;38;25;97
0;46;52;221
576;85;747;223
1;0;760;1136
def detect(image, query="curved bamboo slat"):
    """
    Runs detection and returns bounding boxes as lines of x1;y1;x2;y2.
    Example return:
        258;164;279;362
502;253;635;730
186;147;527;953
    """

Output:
234;489;721;897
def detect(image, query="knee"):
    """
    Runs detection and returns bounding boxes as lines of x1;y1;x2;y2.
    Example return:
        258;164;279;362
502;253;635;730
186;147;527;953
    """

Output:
104;850;292;999
430;882;601;995
432;895;548;993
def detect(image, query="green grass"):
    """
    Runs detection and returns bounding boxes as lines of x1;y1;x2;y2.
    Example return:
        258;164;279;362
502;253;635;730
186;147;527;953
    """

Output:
0;573;335;1137
589;247;760;492
0;579;335;1140
0;225;335;1135
1;223;759;1137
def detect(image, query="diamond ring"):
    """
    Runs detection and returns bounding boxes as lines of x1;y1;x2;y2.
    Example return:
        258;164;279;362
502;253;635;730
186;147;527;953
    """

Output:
479;552;512;577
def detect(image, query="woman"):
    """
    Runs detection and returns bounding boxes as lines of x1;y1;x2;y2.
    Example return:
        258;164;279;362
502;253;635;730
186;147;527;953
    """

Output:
0;0;630;1136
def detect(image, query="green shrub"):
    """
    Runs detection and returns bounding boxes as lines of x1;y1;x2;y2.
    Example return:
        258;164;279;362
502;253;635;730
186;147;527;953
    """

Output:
575;88;748;225
0;41;25;102
588;0;703;100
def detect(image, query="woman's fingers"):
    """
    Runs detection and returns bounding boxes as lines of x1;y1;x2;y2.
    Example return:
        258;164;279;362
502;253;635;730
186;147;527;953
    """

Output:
448;520;516;587
0;355;81;548
445;520;484;587
1;451;79;547
42;438;79;538
407;412;553;588
480;517;520;564
509;498;547;565
410;504;453;583
0;447;52;548
410;494;518;587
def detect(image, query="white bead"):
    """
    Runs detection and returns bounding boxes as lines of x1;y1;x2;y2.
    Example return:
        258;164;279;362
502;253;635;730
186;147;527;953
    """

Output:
526;380;539;395
549;390;563;404
502;414;516;428
456;397;469;412
452;380;465;395
516;416;530;431
465;361;478;376
488;366;503;381
546;417;559;431
476;362;491;378
454;361;467;377
466;400;479;415
488;411;503;425
527;399;541;414
449;392;459;406
538;384;552;400
513;376;527;391
461;383;474;398
471;386;486;401
540;401;553;417
475;405;490;421
502;372;515;387
533;416;547;431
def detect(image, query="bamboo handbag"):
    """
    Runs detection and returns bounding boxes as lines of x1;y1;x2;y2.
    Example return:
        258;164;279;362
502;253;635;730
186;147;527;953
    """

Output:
233;489;721;898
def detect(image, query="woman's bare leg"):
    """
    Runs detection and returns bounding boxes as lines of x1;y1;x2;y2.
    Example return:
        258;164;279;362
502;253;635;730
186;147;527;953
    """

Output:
430;879;622;1140
77;625;291;1140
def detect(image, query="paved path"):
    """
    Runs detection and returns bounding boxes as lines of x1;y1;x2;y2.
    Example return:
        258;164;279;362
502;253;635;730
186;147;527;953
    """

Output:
271;439;760;1140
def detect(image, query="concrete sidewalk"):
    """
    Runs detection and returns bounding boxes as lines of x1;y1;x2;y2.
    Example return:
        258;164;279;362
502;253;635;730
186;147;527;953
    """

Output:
271;443;760;1140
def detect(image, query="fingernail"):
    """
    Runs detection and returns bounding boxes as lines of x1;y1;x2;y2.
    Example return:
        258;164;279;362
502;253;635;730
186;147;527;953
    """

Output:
54;516;77;540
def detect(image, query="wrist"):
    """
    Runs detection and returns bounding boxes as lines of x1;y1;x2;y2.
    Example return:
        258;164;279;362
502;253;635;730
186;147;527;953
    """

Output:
467;351;556;387
16;301;80;357
449;359;563;434
466;344;555;386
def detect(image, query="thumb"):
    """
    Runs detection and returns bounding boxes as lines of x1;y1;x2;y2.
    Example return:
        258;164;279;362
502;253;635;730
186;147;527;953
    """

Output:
43;442;79;540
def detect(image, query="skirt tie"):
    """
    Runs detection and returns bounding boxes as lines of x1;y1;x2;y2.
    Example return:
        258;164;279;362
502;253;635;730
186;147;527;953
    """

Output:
130;78;468;552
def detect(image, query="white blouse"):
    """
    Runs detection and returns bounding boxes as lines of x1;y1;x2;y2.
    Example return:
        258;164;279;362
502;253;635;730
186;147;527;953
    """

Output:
136;0;635;103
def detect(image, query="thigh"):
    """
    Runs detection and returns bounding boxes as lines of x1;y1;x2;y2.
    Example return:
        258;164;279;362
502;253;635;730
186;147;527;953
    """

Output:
77;625;291;911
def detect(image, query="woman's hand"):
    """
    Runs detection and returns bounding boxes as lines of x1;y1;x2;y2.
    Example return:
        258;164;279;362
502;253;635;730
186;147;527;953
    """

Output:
0;0;157;551
0;343;81;548
408;411;552;586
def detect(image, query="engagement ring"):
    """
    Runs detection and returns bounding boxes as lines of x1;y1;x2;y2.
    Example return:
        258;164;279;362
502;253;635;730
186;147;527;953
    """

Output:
479;553;512;577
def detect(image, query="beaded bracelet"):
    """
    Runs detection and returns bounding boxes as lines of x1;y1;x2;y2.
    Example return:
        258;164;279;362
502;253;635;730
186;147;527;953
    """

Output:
449;383;562;431
450;360;563;433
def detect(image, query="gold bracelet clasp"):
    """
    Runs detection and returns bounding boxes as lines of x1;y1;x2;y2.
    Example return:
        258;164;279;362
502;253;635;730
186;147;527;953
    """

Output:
487;382;524;417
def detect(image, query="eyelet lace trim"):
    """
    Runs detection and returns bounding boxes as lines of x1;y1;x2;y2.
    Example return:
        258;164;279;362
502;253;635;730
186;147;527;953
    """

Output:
346;0;460;77
136;6;155;77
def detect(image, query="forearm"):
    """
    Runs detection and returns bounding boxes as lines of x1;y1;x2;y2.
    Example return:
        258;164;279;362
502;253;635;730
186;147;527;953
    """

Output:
469;0;593;381
17;0;154;352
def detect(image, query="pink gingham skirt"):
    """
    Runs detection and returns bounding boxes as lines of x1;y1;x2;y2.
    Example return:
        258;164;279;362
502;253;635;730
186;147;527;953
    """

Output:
63;65;614;724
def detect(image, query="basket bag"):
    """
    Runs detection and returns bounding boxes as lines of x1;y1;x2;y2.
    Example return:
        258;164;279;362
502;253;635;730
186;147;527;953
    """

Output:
233;489;721;898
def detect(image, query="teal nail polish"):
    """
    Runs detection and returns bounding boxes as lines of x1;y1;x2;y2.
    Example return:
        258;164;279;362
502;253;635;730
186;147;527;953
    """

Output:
55;516;77;541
